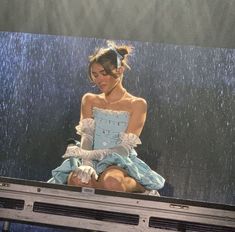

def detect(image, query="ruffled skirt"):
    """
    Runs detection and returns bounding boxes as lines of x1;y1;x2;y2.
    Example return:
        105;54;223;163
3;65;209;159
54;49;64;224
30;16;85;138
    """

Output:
48;149;165;190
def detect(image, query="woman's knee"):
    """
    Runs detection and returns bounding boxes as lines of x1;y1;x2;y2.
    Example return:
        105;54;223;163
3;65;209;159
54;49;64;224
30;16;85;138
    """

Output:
67;172;81;186
67;171;94;187
102;175;126;191
123;176;145;193
99;167;126;191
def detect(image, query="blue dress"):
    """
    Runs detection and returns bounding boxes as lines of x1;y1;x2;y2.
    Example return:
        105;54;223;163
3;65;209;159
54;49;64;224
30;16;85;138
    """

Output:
48;107;165;190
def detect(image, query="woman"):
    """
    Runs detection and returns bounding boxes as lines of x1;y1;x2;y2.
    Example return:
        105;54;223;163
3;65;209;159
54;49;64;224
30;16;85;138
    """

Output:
48;41;165;194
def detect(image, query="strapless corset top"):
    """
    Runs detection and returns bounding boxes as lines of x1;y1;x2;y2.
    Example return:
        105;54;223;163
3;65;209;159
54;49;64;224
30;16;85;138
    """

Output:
92;107;130;149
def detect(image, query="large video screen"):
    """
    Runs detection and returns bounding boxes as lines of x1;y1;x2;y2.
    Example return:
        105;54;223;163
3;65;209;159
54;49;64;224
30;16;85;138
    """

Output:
0;31;234;208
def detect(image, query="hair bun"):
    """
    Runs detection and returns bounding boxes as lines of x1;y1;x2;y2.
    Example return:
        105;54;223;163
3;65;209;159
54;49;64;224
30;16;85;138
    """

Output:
107;40;132;58
117;48;129;58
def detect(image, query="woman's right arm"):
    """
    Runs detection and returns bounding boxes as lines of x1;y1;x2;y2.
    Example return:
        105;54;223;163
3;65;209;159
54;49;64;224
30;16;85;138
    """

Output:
80;93;94;120
74;93;96;150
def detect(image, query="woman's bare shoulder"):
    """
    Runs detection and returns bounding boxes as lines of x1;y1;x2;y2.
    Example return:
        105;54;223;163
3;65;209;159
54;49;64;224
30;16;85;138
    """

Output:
82;92;101;103
128;94;147;110
82;92;97;99
80;93;103;119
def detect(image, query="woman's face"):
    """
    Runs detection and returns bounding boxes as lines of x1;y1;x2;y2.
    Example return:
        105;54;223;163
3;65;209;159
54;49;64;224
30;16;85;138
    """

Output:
91;63;120;93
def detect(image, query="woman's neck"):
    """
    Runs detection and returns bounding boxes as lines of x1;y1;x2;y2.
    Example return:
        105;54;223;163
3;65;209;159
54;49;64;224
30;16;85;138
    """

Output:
104;84;127;105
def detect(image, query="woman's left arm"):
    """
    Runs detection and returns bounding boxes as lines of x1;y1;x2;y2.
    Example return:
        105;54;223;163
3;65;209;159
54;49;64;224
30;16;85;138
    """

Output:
126;98;147;137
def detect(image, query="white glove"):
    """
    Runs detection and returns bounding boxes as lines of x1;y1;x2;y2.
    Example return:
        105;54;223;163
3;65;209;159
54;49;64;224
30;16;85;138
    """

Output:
75;118;95;167
63;145;108;160
73;165;98;184
75;118;94;150
63;133;141;160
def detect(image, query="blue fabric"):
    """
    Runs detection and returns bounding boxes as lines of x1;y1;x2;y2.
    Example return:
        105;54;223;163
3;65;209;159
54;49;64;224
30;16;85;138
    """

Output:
48;107;165;190
47;157;82;184
92;107;129;149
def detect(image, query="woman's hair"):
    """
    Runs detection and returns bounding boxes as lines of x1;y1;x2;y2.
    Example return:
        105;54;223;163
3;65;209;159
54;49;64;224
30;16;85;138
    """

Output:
88;41;133;81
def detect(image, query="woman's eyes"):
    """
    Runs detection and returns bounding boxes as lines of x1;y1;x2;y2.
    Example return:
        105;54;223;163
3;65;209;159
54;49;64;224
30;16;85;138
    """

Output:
93;71;107;78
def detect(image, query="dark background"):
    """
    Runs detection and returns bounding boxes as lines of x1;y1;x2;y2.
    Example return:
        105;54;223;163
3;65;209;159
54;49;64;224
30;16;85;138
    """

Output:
0;0;234;231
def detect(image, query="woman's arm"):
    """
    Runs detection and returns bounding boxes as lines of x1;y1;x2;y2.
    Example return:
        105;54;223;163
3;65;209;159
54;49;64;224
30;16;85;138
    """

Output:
126;97;147;137
80;93;94;120
76;93;95;150
71;93;98;182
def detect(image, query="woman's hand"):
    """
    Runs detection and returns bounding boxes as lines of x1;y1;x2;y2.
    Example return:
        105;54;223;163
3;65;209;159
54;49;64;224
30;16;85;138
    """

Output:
63;132;141;160
73;165;98;183
63;145;84;158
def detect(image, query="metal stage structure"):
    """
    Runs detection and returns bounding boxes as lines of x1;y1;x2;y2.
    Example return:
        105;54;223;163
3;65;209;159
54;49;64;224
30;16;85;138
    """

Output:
0;176;234;232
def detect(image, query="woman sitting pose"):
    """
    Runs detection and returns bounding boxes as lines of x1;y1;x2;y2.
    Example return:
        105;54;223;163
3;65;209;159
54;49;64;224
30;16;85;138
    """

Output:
48;41;165;194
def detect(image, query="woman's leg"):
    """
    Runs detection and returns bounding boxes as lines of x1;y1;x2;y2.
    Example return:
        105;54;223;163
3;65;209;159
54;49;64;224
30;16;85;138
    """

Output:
67;166;145;193
98;166;146;193
67;171;97;188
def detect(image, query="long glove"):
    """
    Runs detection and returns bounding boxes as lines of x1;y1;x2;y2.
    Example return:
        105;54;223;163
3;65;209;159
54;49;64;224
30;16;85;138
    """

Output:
75;118;94;150
63;132;141;160
70;118;98;182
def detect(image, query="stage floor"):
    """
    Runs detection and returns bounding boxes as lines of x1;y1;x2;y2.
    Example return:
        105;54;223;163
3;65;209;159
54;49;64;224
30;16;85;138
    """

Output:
0;176;234;232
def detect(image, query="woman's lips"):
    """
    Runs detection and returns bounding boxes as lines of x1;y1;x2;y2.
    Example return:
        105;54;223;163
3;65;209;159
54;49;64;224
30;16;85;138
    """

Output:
98;83;107;89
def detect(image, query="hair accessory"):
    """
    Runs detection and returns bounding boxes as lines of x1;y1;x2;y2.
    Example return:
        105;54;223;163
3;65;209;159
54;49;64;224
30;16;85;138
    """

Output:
108;44;123;68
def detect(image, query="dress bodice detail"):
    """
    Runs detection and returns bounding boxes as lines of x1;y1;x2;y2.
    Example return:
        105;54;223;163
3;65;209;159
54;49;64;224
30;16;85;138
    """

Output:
92;107;130;149
49;106;165;190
